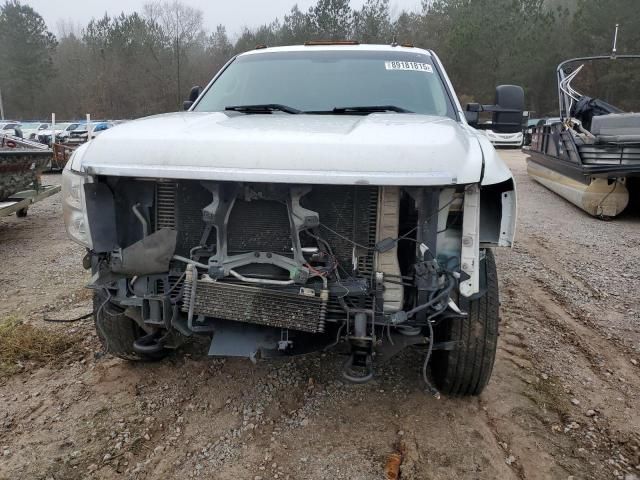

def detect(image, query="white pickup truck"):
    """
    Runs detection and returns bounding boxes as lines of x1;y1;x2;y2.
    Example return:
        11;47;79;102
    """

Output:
63;43;521;396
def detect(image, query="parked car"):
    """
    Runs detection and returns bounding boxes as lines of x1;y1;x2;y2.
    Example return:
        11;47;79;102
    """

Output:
66;121;114;144
37;122;80;145
19;122;49;141
63;43;522;396
0;121;22;138
478;126;524;148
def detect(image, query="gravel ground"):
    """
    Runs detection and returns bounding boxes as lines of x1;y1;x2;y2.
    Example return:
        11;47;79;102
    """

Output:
0;154;639;480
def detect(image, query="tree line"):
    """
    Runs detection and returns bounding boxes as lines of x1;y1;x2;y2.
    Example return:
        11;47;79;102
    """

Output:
0;0;638;120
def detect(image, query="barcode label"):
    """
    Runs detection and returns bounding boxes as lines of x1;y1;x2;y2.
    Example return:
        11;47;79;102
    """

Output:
384;61;433;73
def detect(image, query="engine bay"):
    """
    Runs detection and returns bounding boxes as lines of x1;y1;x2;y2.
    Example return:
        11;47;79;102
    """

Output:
83;176;512;386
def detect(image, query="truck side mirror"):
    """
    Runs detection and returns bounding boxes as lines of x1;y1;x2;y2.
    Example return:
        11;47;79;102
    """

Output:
183;85;202;110
492;85;524;134
465;103;481;125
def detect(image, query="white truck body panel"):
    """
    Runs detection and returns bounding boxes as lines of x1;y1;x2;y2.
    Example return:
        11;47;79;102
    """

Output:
71;112;512;187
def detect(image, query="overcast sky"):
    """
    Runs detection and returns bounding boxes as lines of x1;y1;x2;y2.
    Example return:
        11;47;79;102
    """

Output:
22;0;422;38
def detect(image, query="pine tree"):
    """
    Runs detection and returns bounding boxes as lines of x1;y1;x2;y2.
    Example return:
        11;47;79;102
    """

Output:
0;0;56;118
310;0;353;40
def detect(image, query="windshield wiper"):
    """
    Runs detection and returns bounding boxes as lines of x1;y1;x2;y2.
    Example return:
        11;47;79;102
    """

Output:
306;105;413;114
225;104;301;114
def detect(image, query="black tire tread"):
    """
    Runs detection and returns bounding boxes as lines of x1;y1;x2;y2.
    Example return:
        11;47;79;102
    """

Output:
93;292;161;361
431;249;499;396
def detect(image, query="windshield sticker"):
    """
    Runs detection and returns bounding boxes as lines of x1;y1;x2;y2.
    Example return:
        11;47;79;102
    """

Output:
385;61;433;73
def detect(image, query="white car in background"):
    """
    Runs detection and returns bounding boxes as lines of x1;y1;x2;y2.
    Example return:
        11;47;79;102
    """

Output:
0;121;22;137
479;128;523;148
37;123;80;145
20;122;49;140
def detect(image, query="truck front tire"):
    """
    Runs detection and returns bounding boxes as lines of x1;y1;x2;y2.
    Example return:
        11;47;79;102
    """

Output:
431;249;499;396
93;291;167;361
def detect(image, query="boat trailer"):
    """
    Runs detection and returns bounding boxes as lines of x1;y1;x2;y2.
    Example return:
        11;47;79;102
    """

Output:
0;183;61;218
1;133;59;218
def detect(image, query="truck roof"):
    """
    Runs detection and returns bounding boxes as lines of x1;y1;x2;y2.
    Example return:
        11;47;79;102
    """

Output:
239;43;432;58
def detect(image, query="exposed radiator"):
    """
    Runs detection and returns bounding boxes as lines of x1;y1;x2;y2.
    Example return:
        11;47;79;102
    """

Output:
182;274;326;333
155;181;380;271
227;199;292;255
300;185;378;272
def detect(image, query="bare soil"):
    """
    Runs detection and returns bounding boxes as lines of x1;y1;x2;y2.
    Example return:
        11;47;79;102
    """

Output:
0;154;639;480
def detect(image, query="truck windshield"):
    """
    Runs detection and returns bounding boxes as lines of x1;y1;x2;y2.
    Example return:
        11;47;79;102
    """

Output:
194;50;456;119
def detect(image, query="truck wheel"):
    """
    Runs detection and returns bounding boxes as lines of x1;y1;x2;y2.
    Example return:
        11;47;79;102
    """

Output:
93;291;167;361
431;249;499;396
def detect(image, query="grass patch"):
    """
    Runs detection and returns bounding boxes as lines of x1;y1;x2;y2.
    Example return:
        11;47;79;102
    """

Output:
0;316;81;379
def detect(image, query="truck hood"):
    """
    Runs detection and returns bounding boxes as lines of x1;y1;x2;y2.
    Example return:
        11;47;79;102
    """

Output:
72;112;503;186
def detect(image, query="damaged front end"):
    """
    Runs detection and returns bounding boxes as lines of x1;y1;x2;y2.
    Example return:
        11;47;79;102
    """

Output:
63;167;515;387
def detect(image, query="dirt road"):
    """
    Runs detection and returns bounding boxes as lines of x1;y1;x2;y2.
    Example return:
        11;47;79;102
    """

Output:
1;153;639;480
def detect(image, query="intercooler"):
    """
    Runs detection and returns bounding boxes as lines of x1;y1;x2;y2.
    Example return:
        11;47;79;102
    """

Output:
181;276;326;333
